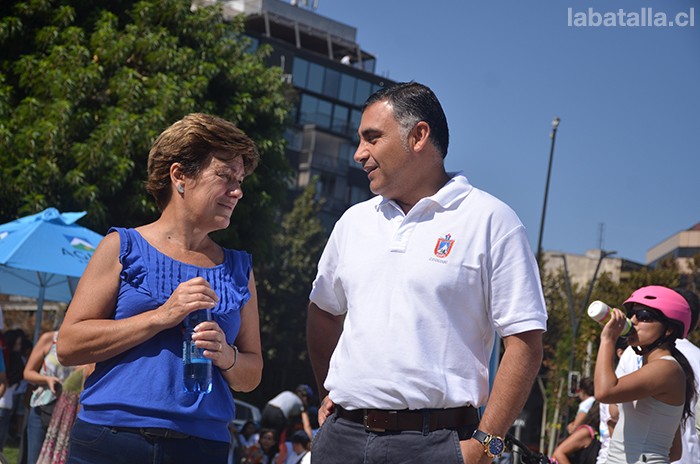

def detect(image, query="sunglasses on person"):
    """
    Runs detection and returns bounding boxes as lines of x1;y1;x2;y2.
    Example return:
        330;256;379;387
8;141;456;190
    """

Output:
627;308;662;323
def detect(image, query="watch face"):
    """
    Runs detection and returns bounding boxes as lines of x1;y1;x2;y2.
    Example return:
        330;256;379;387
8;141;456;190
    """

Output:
488;437;505;457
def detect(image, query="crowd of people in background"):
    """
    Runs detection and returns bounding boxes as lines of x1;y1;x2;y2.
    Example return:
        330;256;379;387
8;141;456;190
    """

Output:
0;328;32;455
234;384;315;464
0;325;94;464
0;320;315;464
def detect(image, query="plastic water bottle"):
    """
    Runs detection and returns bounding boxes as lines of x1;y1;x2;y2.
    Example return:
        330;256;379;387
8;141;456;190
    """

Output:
183;308;213;394
587;300;633;336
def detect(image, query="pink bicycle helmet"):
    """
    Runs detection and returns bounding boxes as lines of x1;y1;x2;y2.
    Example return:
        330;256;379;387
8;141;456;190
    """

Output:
624;285;691;338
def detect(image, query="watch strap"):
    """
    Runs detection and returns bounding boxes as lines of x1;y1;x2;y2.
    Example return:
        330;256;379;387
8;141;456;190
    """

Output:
472;429;505;458
472;429;489;443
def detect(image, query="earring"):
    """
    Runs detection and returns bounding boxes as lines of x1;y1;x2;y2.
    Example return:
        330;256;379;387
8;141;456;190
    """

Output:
177;183;184;194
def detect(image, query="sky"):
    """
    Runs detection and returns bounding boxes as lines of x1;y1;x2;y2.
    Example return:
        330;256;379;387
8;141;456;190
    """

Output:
313;0;700;264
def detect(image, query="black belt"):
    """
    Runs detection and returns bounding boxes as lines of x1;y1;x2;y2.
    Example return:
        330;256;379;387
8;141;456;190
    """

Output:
112;427;191;439
335;405;479;433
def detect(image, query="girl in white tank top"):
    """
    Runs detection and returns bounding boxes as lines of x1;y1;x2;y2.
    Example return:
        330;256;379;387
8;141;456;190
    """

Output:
594;286;696;464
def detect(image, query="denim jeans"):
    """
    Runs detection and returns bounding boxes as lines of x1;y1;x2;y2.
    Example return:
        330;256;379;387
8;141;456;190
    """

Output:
0;408;11;451
311;413;465;464
67;419;230;464
27;406;47;464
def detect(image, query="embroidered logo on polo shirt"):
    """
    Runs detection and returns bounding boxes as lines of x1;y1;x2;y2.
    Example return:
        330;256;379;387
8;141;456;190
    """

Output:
434;234;455;258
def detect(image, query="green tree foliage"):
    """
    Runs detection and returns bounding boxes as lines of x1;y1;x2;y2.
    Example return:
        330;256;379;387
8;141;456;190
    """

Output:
249;180;327;404
0;0;292;258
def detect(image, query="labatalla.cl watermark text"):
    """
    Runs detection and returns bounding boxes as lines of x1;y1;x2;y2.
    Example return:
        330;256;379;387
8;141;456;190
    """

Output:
568;7;695;27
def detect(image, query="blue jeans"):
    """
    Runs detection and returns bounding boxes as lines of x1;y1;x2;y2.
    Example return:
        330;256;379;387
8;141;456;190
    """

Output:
27;406;48;464
311;413;466;464
67;419;230;464
0;408;11;451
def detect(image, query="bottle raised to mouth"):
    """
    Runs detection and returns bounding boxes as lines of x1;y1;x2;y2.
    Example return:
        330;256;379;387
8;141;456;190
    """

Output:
587;300;633;337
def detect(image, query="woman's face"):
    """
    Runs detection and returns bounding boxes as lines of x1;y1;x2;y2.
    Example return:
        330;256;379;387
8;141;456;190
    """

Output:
181;154;245;231
626;304;667;346
242;422;256;436
259;431;276;451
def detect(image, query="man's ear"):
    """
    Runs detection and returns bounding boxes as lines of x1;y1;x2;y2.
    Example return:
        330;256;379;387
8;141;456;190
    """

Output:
409;121;431;152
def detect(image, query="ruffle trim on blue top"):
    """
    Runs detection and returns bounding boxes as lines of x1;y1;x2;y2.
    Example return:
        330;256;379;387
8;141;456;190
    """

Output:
109;227;251;316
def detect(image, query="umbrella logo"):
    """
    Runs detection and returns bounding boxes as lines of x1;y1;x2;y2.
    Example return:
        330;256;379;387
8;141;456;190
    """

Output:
66;235;96;252
62;235;97;263
0;232;7;240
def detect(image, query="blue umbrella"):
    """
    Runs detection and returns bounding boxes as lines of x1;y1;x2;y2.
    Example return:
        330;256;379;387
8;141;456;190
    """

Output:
0;207;104;342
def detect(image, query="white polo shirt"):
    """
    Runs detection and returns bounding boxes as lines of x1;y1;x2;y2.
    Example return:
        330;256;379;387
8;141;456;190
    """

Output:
310;173;547;410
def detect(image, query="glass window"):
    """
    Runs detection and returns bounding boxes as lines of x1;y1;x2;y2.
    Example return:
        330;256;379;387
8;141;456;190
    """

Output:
284;128;303;151
339;74;356;104
299;95;318;125
349;109;362;134
307;62;324;93
292;58;308;88
362;58;376;73
339;142;356;166
332;105;349;134
323;69;340;99
314;175;325;202
245;36;259;54
316;99;332;128
678;247;700;257
319;173;336;199
299;96;333;129
354;79;372;105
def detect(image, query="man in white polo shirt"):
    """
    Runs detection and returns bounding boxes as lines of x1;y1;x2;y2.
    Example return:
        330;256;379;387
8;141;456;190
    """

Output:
307;82;547;463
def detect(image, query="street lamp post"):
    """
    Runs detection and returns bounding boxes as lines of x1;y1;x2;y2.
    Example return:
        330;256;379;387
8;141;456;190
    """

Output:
556;249;617;372
536;117;561;265
554;249;616;443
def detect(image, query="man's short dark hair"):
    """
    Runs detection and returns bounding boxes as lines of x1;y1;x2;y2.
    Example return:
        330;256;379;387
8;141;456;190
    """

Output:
291;430;311;447
364;82;449;158
295;384;313;400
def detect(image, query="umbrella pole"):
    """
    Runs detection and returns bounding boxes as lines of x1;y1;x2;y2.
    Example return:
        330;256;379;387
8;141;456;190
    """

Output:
33;274;46;344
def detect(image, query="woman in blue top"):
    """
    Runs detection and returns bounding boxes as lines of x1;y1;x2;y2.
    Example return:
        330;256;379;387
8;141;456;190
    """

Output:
57;113;264;464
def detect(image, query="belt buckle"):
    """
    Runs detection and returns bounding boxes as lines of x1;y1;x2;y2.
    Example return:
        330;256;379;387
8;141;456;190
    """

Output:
363;410;386;433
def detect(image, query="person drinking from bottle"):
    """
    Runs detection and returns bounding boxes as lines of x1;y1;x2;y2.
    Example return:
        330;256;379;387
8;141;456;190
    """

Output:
595;286;696;464
57;113;263;464
614;289;700;464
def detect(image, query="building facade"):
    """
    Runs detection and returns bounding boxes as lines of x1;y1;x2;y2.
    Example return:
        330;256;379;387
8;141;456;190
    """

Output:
208;0;394;227
646;222;700;273
542;249;646;288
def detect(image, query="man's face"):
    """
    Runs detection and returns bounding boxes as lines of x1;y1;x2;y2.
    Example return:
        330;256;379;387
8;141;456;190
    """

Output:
353;101;413;201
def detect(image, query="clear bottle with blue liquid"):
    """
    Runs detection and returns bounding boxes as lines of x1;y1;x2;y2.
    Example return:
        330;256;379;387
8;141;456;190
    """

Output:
183;308;213;394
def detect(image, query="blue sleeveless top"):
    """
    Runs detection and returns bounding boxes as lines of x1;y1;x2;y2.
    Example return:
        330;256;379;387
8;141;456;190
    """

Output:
78;227;252;443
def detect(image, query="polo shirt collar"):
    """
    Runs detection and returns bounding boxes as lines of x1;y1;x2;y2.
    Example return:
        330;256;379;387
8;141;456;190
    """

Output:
376;172;473;212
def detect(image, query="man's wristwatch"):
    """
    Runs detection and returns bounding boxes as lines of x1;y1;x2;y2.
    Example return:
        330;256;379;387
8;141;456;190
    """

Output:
472;429;506;458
